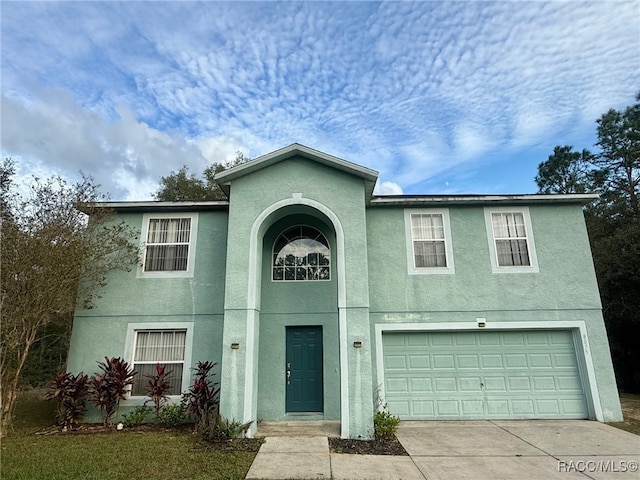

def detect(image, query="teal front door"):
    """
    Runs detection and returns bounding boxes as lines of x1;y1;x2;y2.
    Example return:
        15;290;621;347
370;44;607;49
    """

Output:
286;326;323;413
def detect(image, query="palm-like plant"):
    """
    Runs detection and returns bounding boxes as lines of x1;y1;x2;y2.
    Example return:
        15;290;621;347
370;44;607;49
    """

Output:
45;371;89;429
89;357;136;426
146;363;173;421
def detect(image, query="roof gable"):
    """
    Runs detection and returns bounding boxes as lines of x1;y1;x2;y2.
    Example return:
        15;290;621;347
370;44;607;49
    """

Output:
214;143;379;198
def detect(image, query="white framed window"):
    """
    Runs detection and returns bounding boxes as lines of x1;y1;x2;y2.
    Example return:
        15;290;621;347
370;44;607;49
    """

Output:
272;225;331;281
138;213;198;278
484;207;539;273
404;209;455;274
123;322;194;401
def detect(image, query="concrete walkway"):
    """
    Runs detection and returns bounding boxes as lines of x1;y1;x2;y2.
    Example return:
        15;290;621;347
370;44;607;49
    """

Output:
246;420;640;480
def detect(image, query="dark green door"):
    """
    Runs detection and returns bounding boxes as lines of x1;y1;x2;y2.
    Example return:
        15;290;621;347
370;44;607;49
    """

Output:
286;326;323;413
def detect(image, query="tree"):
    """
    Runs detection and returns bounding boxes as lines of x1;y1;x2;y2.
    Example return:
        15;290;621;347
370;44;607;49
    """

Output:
535;93;640;392
0;166;139;436
153;152;250;201
594;92;640;216
535;145;594;194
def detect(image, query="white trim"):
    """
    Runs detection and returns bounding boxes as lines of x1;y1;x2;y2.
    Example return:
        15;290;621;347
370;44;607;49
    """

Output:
404;208;455;275
484;206;539;274
122;321;194;406
374;321;603;421
246;196;350;437
137;212;199;278
370;193;599;206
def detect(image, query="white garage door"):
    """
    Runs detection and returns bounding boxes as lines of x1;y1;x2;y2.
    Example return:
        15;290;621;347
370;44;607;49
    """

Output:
382;330;589;419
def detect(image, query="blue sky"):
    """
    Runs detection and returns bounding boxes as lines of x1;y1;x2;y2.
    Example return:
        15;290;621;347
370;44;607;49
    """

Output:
1;1;638;200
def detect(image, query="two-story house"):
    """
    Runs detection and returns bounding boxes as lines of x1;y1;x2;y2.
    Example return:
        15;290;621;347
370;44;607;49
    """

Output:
67;144;623;438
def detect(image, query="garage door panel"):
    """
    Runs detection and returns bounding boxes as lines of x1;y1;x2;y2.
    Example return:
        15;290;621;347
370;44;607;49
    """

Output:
434;377;457;392
408;355;430;368
413;400;435;415
537;399;561;415
454;333;477;346
530;353;553;368
433;355;455;368
484;377;507;392
436;400;459;415
388;400;410;415
457;354;480;368
512;399;535;415
532;376;556;390
481;354;504;368
386;378;408;393
502;332;526;345
556;376;583;391
505;354;528;368
384;355;407;370
410;378;432;392
459;377;482;392
382;330;588;420
461;400;484;415
554;353;578;367
507;377;532;391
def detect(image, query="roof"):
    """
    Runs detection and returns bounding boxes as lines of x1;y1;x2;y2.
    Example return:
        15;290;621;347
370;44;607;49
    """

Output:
81;145;599;212
78;201;228;213
214;143;379;198
369;193;599;206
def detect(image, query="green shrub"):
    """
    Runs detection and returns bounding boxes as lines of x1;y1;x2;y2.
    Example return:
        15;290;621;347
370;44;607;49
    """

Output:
145;363;173;421
199;413;252;442
373;409;400;441
183;361;220;431
122;404;152;427
89;357;136;426
158;401;188;428
44;371;89;429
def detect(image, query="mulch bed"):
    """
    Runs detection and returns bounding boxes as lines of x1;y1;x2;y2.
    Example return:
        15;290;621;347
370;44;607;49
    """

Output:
34;423;264;452
329;436;408;456
35;423;192;435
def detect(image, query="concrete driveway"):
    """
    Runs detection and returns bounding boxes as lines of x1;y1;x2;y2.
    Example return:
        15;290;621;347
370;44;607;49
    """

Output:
396;420;639;480
247;420;639;479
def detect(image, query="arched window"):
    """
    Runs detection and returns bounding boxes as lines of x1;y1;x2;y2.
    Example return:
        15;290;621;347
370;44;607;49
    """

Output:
272;226;330;281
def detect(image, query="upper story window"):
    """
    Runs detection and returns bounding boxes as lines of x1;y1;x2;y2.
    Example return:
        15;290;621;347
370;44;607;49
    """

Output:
139;213;199;278
273;225;330;281
404;209;455;274
484;207;539;273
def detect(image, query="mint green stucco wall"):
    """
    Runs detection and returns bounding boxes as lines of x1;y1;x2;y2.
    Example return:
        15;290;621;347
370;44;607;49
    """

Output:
366;204;622;421
218;157;375;438
367;204;601;312
67;210;229;421
66;153;621;428
257;215;340;421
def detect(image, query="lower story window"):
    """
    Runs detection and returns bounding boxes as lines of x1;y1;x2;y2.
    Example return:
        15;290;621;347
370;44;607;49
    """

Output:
131;330;186;396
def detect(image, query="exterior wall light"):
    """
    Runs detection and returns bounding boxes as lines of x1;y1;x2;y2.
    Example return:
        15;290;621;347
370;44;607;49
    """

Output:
353;341;362;348
231;343;240;350
476;317;487;328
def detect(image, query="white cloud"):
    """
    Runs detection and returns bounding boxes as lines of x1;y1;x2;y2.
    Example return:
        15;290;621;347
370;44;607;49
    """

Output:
1;1;638;198
375;181;404;195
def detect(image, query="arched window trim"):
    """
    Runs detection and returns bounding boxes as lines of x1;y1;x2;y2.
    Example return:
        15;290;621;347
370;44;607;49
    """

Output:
272;224;331;282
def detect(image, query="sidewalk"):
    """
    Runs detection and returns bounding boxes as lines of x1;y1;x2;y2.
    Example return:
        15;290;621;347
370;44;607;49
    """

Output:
246;421;640;480
245;436;422;480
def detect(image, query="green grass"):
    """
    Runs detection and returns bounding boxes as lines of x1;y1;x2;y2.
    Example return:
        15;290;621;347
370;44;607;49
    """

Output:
1;392;258;480
607;393;640;436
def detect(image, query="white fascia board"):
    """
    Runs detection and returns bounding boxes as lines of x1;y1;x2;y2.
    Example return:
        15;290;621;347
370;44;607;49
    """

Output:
370;193;599;206
81;201;229;213
214;143;379;183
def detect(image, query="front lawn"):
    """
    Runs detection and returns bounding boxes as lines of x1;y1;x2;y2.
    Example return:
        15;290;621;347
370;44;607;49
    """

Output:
608;393;640;436
1;391;259;480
